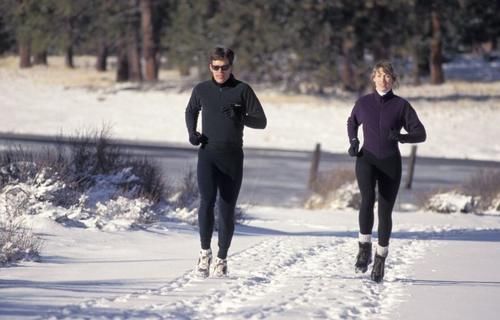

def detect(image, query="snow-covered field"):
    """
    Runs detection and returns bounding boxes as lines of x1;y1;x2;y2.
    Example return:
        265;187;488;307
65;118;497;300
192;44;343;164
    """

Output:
1;56;500;319
1;56;499;161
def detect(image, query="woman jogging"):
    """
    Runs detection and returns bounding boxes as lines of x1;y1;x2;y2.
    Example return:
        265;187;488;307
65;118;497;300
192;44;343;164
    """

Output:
347;61;426;282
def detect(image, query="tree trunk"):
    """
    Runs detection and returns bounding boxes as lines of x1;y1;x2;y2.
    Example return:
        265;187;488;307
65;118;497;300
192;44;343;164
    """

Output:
178;63;190;76
127;0;142;82
354;42;368;96
411;37;421;86
65;46;75;68
340;32;355;91
155;52;161;78
96;40;108;72
19;41;31;68
430;9;444;84
371;4;391;62
127;37;142;82
372;44;390;62
33;51;48;65
140;0;157;81
65;17;75;68
116;40;129;82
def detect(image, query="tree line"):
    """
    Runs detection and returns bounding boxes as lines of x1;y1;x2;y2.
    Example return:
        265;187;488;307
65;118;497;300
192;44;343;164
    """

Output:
0;0;498;93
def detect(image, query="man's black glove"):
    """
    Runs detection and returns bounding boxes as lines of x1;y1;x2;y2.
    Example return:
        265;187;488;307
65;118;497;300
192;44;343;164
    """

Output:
221;104;243;122
189;131;205;146
348;138;359;157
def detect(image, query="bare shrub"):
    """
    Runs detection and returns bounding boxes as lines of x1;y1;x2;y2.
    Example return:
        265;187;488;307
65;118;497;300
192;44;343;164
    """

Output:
0;218;42;266
126;156;169;203
67;127;122;186
168;168;247;226
312;168;356;197
172;168;199;209
0;128;173;230
414;187;455;210
305;167;359;209
425;191;479;213
50;187;81;208
64;129;169;203
420;170;500;213
0;146;38;187
65;128;169;203
461;169;500;210
1;188;42;266
4;186;31;216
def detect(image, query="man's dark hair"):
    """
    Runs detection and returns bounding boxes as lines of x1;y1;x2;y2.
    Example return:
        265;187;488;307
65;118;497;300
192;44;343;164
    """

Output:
209;47;235;65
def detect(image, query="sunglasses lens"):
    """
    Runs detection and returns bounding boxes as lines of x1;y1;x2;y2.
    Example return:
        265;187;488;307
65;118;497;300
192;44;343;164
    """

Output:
212;64;230;71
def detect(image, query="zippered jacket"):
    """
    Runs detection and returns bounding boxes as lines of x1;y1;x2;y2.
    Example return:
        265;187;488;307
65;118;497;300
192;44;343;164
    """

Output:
347;90;426;158
185;75;267;148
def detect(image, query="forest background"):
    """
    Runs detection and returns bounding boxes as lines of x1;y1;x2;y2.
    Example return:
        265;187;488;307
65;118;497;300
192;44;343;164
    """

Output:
1;0;499;94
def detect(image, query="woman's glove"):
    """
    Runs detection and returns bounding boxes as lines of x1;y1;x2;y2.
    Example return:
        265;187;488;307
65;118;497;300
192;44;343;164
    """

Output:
348;138;359;157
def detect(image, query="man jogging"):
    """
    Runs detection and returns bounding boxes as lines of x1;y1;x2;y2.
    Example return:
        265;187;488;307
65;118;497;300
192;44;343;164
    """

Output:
185;47;267;278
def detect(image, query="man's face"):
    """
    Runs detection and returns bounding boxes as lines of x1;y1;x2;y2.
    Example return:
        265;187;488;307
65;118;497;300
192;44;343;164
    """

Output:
372;68;393;92
210;58;232;84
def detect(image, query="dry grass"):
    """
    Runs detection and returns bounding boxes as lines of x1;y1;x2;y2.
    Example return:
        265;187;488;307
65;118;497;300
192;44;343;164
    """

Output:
2;55;500;106
305;167;359;209
172;168;199;209
397;80;500;100
417;169;500;212
0;55;116;88
414;187;456;209
0;128;169;204
312;167;356;197
1;187;42;266
0;55;350;103
0;218;42;265
0;55;188;90
461;169;500;210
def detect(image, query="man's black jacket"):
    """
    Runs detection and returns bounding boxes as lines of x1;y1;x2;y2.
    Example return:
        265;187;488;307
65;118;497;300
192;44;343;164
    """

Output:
185;75;267;148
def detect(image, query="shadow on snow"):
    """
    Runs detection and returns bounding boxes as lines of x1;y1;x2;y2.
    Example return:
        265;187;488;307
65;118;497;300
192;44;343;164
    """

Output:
236;224;500;243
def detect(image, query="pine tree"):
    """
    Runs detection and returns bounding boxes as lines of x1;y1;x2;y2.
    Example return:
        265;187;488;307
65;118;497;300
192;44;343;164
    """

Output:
140;0;156;81
1;0;54;67
458;0;500;56
54;0;90;68
0;14;14;54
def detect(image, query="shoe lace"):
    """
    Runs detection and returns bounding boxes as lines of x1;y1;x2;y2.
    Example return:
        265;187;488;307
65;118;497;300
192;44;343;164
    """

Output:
214;258;227;274
373;255;385;274
356;245;371;265
198;252;211;270
360;250;370;263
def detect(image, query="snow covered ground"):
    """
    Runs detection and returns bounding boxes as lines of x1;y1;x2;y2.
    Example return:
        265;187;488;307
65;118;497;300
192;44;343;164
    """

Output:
2;207;500;320
1;56;500;319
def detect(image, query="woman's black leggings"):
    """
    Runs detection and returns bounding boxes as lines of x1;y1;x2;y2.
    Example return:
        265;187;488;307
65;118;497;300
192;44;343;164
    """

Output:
355;149;402;247
197;146;243;259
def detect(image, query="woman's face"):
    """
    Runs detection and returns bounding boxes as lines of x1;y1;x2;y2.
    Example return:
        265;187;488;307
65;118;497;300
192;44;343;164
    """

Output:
372;68;393;92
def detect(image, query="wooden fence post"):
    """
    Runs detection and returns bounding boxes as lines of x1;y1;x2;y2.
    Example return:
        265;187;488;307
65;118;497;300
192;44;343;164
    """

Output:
405;145;418;189
308;143;321;190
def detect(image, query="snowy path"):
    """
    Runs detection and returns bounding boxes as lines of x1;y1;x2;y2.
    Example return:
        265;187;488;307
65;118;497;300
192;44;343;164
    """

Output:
43;236;432;320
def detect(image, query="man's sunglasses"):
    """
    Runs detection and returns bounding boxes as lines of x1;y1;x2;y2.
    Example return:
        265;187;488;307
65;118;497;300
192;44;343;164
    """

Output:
211;64;231;71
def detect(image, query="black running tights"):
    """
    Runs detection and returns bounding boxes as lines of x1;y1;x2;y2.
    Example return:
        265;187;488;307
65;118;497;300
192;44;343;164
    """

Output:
355;150;401;247
197;147;243;259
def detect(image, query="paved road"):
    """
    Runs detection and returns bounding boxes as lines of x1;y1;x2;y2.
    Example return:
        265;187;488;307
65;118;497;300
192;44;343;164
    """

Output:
1;132;499;208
